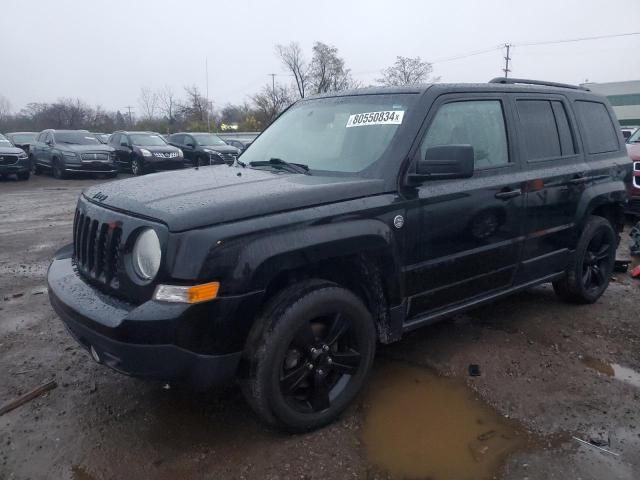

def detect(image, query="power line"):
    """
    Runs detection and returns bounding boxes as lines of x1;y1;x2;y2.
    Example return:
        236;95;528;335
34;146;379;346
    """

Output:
431;46;502;64
514;31;640;47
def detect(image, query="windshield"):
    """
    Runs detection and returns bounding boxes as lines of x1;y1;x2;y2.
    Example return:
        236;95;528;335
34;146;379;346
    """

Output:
241;94;414;174
130;133;167;146
55;132;101;145
192;133;227;146
627;128;640;143
0;134;12;147
11;133;36;143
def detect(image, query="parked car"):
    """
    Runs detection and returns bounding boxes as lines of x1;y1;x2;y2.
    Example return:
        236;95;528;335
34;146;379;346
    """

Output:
5;131;37;155
223;138;252;153
32;129;117;179
626;128;640;215
108;131;184;176
93;133;111;144
622;126;638;141
168;132;240;166
48;78;629;431
0;133;31;180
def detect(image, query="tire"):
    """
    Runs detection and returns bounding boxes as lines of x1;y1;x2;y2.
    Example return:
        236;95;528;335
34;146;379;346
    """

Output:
552;215;617;304
195;155;204;167
52;159;66;179
131;157;144;176
17;171;30;181
241;279;376;432
33;161;42;175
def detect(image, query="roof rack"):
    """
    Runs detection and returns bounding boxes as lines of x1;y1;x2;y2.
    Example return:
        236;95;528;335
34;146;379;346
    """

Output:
489;77;590;91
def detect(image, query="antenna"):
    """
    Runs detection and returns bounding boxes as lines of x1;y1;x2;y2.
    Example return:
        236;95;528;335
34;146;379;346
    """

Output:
206;57;211;133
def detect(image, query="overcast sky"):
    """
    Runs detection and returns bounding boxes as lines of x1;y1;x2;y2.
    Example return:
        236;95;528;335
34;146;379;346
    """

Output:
2;0;639;114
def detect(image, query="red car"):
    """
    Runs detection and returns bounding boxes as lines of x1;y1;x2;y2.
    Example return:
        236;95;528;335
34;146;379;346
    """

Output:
627;129;640;215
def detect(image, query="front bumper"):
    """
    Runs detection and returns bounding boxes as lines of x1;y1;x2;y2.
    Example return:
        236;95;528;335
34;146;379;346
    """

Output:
0;158;29;173
47;247;259;389
65;161;118;174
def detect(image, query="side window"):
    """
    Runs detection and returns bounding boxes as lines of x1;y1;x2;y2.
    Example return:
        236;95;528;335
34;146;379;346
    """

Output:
516;100;561;160
574;100;619;154
45;132;53;144
184;136;194;146
110;133;120;145
551;101;576;156
420;100;509;170
170;134;183;145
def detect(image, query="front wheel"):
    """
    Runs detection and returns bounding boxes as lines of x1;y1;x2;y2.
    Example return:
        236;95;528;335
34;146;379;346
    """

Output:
553;215;617;304
17;171;30;181
241;280;376;432
131;157;144;176
52;159;66;179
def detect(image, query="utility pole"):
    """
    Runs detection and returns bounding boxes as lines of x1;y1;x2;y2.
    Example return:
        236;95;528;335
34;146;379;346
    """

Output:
268;73;276;94
124;106;134;127
503;43;512;78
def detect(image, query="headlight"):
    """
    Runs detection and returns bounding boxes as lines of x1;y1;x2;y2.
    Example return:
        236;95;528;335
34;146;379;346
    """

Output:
139;148;152;157
18;152;28;159
177;148;183;158
132;228;161;281
63;151;78;159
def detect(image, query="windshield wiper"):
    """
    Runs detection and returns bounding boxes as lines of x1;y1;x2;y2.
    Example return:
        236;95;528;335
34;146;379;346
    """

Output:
249;158;311;175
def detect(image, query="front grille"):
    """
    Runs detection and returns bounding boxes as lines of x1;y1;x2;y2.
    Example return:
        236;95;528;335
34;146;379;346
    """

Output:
81;152;110;161
73;209;122;288
153;152;178;158
0;155;19;166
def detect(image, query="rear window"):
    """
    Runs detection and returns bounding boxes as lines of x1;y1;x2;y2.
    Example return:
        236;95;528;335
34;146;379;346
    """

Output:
574;100;619;154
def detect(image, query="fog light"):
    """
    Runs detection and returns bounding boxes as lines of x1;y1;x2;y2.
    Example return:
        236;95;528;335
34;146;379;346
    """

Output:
153;282;219;304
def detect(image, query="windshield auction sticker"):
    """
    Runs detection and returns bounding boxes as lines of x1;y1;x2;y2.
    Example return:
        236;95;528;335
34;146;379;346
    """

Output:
346;110;405;128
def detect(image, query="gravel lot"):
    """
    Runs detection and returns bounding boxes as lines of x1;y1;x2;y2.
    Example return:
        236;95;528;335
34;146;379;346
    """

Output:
1;171;639;479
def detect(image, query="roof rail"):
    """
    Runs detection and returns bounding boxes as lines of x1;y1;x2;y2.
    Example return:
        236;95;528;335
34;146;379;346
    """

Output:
489;77;590;91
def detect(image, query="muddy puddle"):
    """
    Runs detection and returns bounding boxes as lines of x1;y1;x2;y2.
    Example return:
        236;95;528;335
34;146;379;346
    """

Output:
581;356;640;389
362;361;539;480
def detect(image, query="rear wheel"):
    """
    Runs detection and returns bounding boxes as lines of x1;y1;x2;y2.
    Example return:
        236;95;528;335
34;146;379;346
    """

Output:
241;280;376;432
553;215;616;304
52;159;66;179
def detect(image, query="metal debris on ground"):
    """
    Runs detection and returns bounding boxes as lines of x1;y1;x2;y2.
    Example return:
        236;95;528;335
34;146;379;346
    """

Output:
630;222;640;256
0;379;57;416
468;364;481;376
572;436;620;456
613;259;630;273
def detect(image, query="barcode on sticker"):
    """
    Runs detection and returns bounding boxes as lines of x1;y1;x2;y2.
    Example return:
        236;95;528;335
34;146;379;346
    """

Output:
346;111;405;128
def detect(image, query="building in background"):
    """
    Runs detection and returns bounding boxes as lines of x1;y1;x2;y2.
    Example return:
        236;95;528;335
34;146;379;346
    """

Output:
582;80;640;127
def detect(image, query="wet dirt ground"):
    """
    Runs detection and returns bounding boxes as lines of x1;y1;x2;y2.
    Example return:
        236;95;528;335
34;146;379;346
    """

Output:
1;172;640;479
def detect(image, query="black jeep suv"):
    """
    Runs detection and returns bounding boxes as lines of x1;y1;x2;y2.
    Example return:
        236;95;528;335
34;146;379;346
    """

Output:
168;132;241;166
48;79;630;431
32;130;117;179
108;131;184;175
0;133;31;180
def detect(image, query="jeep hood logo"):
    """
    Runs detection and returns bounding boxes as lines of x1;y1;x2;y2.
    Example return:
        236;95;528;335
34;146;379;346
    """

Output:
92;192;108;202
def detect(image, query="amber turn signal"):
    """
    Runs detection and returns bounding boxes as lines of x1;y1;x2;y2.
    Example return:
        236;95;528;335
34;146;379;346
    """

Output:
153;282;220;304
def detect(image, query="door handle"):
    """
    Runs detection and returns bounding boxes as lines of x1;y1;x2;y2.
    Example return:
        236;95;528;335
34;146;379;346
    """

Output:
495;188;522;200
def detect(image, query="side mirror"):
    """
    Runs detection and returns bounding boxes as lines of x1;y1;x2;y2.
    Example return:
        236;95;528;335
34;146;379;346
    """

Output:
409;144;474;182
120;141;129;148
46;140;54;147
185;143;195;149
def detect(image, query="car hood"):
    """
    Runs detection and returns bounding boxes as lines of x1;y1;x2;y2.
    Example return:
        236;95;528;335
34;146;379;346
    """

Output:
0;146;26;155
626;143;640;161
60;144;114;153
134;145;180;154
200;144;240;154
83;166;385;231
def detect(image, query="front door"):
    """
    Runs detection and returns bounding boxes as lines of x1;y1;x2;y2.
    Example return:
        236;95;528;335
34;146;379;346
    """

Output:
403;95;525;323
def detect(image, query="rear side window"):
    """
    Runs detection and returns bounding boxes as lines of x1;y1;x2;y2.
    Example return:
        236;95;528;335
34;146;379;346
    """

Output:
516;100;561;160
420;100;509;169
574;101;619;154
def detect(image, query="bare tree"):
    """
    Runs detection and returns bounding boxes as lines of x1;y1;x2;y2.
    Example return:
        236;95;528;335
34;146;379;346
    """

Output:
0;95;11;125
308;42;357;94
138;87;158;120
276;42;308;98
377;56;439;86
182;85;210;122
158;86;178;129
251;83;293;127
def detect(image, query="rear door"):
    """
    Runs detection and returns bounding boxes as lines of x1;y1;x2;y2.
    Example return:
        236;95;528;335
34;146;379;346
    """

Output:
511;94;588;283
403;94;526;322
